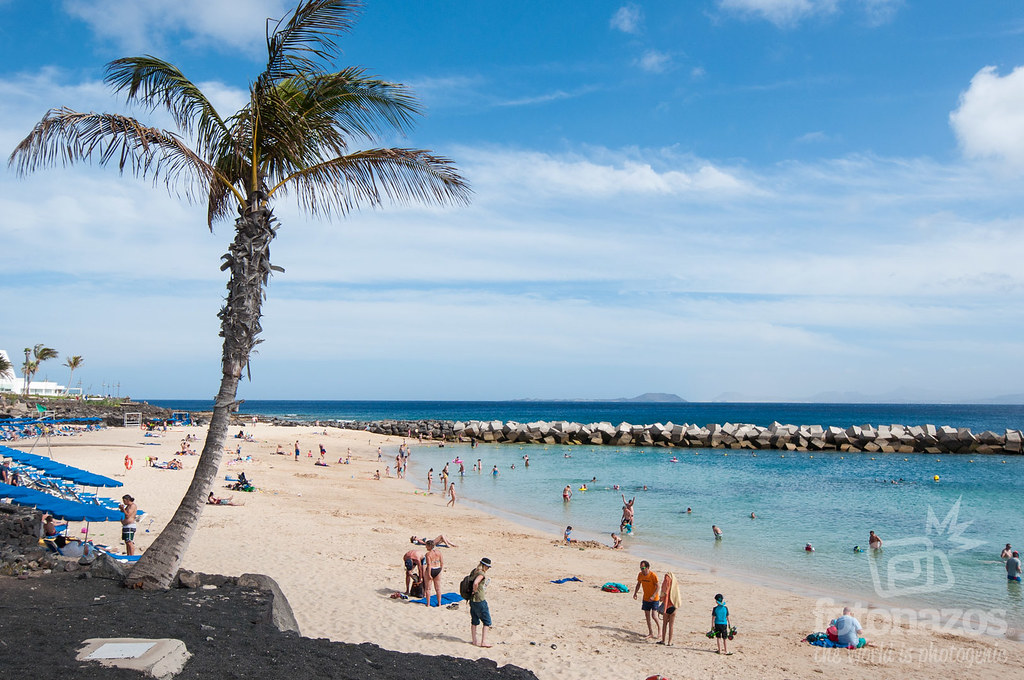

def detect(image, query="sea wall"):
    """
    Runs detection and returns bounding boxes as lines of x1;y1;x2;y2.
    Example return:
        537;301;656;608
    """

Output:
333;419;1024;455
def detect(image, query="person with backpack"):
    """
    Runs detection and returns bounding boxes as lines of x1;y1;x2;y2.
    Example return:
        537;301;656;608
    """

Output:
462;558;493;647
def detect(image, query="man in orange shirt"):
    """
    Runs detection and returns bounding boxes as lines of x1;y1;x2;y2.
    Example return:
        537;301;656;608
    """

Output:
633;560;661;638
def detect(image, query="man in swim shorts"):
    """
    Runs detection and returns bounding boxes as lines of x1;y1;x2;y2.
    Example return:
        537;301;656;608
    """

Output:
621;494;635;530
1007;551;1022;582
119;494;138;556
403;547;425;595
633;560;661;639
868;530;882;550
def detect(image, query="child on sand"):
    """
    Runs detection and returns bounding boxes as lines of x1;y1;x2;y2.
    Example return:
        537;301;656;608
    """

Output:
712;593;732;654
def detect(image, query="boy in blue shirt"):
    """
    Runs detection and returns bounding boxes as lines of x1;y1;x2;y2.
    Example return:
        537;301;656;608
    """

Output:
712;593;731;654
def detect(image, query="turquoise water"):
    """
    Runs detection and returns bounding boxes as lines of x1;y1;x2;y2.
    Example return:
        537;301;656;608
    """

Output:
405;442;1024;635
152;398;1024;633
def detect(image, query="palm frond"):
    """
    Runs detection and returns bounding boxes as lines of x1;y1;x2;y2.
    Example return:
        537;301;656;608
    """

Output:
291;68;421;140
264;0;362;83
105;56;231;158
269;148;472;218
8;108;215;202
248;72;423;192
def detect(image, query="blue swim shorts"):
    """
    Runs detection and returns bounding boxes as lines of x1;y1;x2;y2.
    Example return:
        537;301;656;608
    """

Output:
470;600;492;627
641;599;660;611
1009;575;1022;582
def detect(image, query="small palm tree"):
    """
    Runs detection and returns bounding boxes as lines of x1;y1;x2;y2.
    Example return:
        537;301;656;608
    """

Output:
21;344;58;395
64;355;84;394
10;0;470;589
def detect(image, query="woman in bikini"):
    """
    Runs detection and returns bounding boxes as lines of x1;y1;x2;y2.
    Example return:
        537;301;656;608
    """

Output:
422;540;444;607
659;572;681;646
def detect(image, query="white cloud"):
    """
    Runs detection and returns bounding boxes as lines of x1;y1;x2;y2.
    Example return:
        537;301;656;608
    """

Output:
62;0;292;55
860;0;901;26
716;0;902;27
6;67;1024;400
497;87;595;108
796;130;829;143
718;0;838;26
610;4;644;34
638;50;673;74
459;147;757;201
950;65;1024;167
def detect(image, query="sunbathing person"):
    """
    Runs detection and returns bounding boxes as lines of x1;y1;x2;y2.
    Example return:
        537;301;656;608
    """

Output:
410;534;457;548
42;514;67;537
50;535;94;558
207;492;244;506
153;459;183;470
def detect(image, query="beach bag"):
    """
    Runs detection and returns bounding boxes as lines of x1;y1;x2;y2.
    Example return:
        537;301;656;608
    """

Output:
410;581;424;599
460;572;476;600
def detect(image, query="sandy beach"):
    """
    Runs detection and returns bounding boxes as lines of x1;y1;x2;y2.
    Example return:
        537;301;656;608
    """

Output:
22;423;1023;680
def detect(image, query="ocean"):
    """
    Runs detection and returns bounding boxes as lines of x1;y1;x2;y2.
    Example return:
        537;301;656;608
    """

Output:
150;400;1024;634
147;399;1024;433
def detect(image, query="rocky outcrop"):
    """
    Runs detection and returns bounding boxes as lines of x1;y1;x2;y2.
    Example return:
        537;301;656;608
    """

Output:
0;397;179;427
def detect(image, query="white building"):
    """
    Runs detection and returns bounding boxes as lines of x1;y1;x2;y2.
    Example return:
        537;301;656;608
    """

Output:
0;349;68;396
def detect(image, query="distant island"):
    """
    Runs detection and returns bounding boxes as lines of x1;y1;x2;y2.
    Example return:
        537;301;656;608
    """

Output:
513;393;687;403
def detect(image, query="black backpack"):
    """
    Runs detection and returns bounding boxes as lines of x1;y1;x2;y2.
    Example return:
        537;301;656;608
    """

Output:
459;572;476;600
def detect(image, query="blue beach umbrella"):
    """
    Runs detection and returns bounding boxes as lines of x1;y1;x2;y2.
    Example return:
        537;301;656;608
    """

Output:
1;446;123;488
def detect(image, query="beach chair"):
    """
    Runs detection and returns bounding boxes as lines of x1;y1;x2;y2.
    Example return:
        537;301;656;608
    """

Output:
94;545;142;562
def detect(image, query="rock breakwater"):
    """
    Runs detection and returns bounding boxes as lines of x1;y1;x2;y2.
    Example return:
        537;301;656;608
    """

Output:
333;419;1023;455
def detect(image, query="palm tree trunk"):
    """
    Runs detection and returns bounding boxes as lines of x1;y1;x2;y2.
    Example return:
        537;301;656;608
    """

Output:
127;193;277;590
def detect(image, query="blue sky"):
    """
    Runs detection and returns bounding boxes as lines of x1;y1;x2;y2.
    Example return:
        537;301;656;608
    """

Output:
3;0;1024;402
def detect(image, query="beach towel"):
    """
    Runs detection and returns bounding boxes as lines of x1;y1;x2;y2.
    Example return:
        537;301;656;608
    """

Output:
409;592;461;606
550;577;582;584
808;637;866;649
601;582;629;592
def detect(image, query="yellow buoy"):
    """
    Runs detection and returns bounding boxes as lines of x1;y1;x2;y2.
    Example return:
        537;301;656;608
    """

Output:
933;475;940;482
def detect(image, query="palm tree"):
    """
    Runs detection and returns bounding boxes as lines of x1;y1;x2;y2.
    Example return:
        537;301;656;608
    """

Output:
22;348;30;396
64;355;84;394
21;344;58;395
9;0;470;589
0;353;13;379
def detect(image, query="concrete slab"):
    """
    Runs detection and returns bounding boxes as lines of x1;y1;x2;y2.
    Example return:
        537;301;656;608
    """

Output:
77;637;191;679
